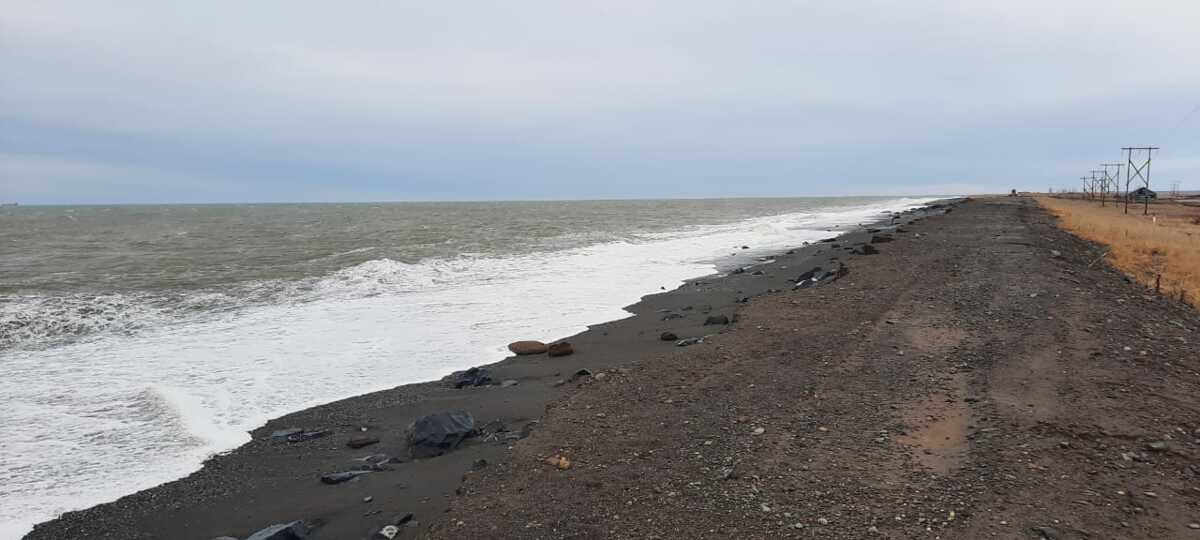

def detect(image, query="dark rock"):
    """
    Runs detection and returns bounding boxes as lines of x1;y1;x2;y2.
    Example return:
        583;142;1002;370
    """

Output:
820;238;837;243
870;235;894;243
660;331;678;341
352;454;398;471
661;313;685;320
285;429;330;443
786;250;795;254
1031;526;1062;539
731;267;745;274
751;270;764;276
347;436;380;449
246;521;308;540
547;342;574;357
741;245;749;249
703;315;729;325
569;368;592;381
794;263;849;289
368;513;417;538
853;244;880;255
794;267;821;283
408;410;476;458
320;471;371;484
270;428;303;439
735;296;749;303
508;341;548;355
444;366;493;388
471;459;488;470
480;419;507;434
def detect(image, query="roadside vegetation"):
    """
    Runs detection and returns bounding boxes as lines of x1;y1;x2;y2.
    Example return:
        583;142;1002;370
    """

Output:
1037;196;1200;309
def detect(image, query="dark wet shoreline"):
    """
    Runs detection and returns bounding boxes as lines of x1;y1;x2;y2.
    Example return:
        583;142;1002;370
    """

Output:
25;202;956;540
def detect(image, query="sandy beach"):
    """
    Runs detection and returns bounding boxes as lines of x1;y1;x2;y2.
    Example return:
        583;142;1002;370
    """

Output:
27;197;1200;539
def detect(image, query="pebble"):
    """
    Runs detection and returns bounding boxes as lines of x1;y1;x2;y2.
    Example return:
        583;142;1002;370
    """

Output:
1188;523;1200;530
363;496;373;503
817;518;830;525
752;427;766;436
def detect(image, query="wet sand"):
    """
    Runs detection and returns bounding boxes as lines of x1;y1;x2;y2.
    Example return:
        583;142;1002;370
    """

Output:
26;203;951;539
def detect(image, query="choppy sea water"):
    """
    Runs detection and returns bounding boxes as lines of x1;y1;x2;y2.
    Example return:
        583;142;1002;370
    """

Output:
0;197;938;537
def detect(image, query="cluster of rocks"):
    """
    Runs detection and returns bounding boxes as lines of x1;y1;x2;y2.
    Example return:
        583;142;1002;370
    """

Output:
506;340;574;357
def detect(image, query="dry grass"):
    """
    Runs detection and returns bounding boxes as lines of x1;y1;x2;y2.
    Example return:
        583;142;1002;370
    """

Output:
1036;196;1200;309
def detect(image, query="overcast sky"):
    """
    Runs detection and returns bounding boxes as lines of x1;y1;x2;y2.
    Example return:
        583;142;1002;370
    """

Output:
2;1;1198;204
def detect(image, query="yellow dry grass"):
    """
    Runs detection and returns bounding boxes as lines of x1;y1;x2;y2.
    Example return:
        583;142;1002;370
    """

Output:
1036;196;1200;309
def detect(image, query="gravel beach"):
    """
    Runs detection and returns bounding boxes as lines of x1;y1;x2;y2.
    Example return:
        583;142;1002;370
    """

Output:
28;197;1200;540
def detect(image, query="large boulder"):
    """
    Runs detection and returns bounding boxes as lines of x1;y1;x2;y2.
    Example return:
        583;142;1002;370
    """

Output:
547;342;574;357
443;367;493;388
408;411;476;458
246;521;307;540
508;341;548;355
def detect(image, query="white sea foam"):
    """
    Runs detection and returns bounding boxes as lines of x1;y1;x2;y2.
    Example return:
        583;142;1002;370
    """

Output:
0;197;937;538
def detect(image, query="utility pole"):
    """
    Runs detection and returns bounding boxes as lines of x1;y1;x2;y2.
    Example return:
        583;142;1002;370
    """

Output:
1091;169;1107;206
1103;162;1123;209
1081;177;1092;200
1122;146;1159;215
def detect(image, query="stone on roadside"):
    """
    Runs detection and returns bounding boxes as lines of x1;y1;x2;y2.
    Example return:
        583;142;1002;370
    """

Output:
408;411;476;458
547;342;574;357
660;331;678;341
507;341;548;355
676;337;703;347
500;379;519;387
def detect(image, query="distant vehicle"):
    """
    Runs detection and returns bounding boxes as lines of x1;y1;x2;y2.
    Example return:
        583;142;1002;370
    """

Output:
1128;187;1157;203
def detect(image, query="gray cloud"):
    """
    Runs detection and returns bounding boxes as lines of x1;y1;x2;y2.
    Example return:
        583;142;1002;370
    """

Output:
2;0;1198;203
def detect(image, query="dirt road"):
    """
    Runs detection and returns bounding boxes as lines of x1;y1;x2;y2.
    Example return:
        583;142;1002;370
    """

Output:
428;198;1200;539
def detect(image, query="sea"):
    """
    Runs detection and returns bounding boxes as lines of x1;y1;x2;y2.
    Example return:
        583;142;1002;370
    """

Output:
0;196;939;538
